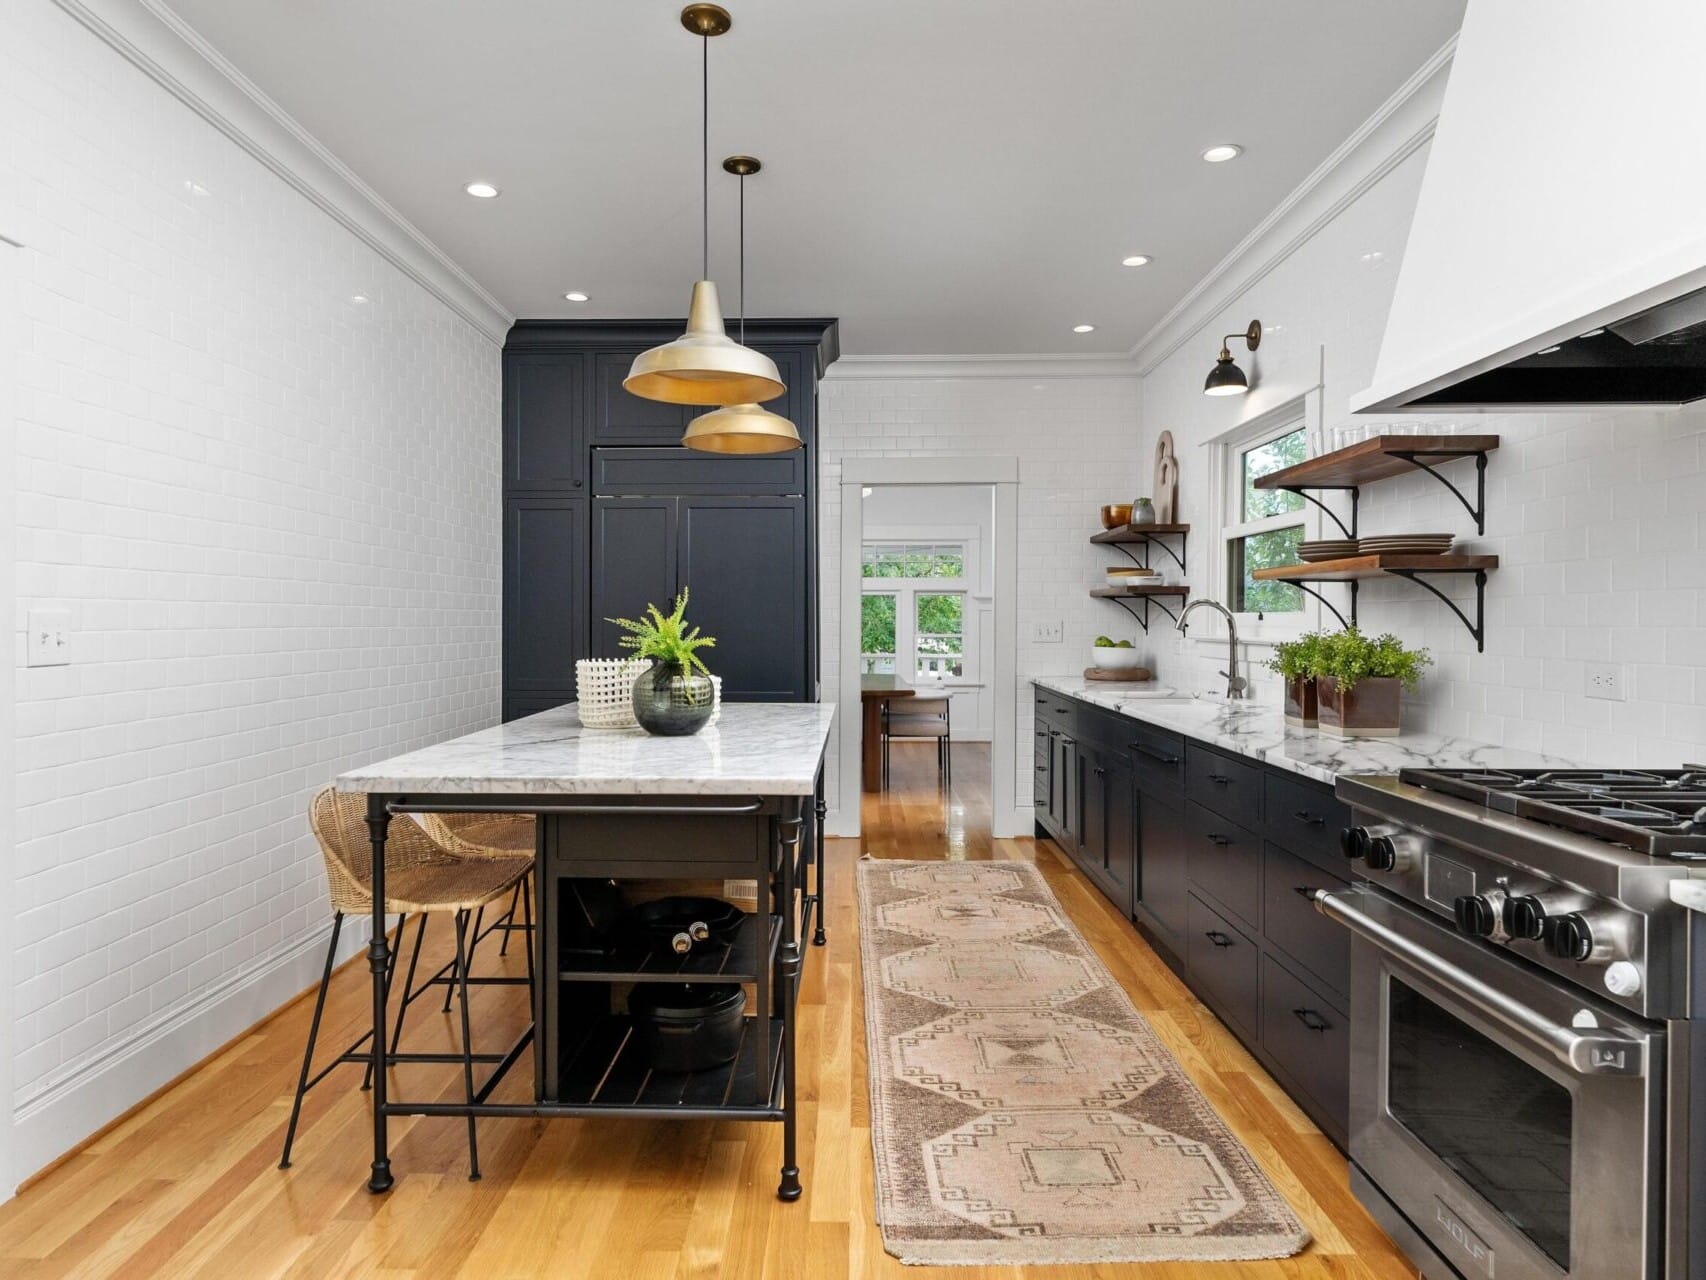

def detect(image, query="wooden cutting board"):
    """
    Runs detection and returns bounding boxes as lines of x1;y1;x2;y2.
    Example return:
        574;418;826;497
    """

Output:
1083;666;1154;683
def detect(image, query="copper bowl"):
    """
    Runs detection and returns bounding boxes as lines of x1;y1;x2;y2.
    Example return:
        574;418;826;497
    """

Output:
1100;503;1133;529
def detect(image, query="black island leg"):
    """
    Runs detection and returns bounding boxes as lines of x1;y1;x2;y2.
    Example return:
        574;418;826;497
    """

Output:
364;792;394;1194
813;769;828;947
777;799;804;1202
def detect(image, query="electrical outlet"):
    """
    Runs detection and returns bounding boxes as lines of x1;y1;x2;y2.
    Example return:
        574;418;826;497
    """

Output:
1031;619;1063;643
1585;662;1625;702
27;609;71;667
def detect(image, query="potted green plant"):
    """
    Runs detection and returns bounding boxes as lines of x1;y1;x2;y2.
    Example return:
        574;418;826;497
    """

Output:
1312;628;1431;738
1265;631;1330;726
607;589;718;736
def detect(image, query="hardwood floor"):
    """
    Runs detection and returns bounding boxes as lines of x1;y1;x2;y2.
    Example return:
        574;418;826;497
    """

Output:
0;739;1418;1278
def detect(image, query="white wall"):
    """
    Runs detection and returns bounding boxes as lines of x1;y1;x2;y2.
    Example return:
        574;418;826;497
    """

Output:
861;483;995;739
1136;52;1706;765
1;0;503;1189
1;223;22;1197
819;367;1142;823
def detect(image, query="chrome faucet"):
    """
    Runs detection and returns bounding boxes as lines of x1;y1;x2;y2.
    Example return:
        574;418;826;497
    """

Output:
1176;599;1249;700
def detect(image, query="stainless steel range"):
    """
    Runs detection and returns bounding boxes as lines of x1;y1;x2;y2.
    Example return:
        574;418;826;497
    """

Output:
1320;768;1706;1280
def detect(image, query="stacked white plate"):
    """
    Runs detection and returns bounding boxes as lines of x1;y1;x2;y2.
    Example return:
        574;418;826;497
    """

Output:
1357;534;1454;555
1298;539;1358;562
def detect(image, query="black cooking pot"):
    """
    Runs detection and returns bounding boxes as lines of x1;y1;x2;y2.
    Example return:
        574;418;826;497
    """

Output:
626;896;745;957
627;983;746;1073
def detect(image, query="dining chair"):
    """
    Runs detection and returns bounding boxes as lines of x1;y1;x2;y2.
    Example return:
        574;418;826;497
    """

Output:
279;788;532;1180
883;695;952;788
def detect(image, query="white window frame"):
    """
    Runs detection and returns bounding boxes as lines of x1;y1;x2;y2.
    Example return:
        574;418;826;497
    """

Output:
859;528;982;687
1199;390;1325;646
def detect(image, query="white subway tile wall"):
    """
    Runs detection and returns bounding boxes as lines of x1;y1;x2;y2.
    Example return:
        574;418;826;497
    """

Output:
818;375;1143;817
4;5;501;1109
1139;142;1706;766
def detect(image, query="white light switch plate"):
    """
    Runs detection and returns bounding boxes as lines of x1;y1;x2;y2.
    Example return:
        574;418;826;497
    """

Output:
1031;620;1063;643
1585;662;1625;701
27;609;71;666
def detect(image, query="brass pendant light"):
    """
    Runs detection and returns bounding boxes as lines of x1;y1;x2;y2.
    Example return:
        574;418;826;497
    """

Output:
625;5;786;407
684;156;803;453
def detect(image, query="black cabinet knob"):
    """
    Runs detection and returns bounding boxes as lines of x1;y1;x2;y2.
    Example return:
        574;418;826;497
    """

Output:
1453;894;1498;937
1504;895;1548;941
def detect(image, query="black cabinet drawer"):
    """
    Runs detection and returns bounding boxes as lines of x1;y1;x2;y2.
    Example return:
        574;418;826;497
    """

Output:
1185;802;1262;929
1264;771;1352;877
1077;703;1130;752
1186;893;1258;1037
1034;689;1078;736
591;447;805;496
1260;954;1349;1143
1034;725;1051;761
1186;744;1264;829
1032;753;1051;808
1124;722;1185;793
1262;842;1350;1000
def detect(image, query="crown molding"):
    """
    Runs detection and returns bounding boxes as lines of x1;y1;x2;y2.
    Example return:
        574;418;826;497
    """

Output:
824;353;1140;381
50;0;512;345
1130;35;1457;376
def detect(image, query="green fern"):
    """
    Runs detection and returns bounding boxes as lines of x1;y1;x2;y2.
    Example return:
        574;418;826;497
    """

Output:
606;588;716;677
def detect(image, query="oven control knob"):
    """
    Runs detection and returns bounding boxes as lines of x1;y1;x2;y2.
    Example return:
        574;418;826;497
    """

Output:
1543;913;1595;962
1453;894;1499;937
1604;961;1643;998
1339;827;1369;861
1504;895;1549;941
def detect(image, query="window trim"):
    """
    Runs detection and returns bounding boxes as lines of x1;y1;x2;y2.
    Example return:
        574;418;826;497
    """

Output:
859;526;981;684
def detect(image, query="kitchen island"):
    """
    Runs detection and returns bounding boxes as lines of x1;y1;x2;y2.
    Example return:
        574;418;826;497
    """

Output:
335;701;837;1199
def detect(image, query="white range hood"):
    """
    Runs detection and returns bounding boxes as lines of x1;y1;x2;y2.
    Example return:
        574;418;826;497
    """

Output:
1355;1;1706;412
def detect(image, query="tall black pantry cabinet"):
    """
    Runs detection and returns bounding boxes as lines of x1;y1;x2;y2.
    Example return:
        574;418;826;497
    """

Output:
501;318;839;720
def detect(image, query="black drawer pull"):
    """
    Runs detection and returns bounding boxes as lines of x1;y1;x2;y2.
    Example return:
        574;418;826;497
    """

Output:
1208;773;1232;785
1205;833;1231;846
1293;1008;1331;1033
1292;884;1319;900
1055;705;1071;714
1203;931;1235;948
1292;809;1325;826
1035;763;1047;773
1128;742;1181;766
1093;766;1106;777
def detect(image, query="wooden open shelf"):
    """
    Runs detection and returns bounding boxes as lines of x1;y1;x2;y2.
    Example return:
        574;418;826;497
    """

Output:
1254;435;1500;490
1253;553;1499;582
1090;584;1191;598
1090;523;1190;543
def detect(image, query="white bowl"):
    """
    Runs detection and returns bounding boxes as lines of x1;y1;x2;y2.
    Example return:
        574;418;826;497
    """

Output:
1090;645;1145;670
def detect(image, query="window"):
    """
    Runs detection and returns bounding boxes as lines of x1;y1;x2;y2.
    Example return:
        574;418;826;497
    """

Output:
1224;422;1306;615
860;540;975;682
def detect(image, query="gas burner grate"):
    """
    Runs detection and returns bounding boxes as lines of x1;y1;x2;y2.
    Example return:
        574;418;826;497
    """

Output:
1400;767;1706;858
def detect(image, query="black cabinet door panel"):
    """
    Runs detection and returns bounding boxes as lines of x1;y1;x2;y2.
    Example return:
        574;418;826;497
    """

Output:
1135;787;1187;955
591;447;804;496
1261;842;1350;1000
590;498;678;659
592;350;692;445
1185;801;1262;930
504;352;587;492
1102;759;1137;917
1259;953;1349;1144
1185;893;1259;1038
678;496;807;701
504;498;587;690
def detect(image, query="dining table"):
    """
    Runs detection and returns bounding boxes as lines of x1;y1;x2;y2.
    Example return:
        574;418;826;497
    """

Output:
859;674;916;792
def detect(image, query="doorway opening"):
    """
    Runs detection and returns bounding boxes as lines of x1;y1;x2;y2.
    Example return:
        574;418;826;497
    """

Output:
833;458;1020;843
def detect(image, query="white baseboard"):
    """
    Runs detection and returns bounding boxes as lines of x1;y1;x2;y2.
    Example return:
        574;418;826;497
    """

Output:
5;915;373;1199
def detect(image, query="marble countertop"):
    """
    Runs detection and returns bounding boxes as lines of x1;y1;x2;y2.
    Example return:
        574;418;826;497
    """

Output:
336;702;837;796
1033;675;1575;786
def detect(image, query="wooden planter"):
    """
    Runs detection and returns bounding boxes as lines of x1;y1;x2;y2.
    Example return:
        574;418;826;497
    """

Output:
1283;675;1319;727
1318;676;1402;737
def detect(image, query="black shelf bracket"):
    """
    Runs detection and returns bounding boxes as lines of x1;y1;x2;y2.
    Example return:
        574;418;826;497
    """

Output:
1279;485;1359;540
1107;528;1188;574
1387;567;1490;651
1388;450;1489;535
1284;579;1358;631
1102;592;1184;634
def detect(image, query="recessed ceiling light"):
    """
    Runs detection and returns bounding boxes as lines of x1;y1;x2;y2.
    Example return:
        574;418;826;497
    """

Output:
1581;328;1605;338
564;291;590;302
861;486;873;498
1360;250;1385;264
463;181;501;199
1201;144;1243;163
350;294;369;305
1537;344;1562;354
1072;324;1096;334
1121;254;1152;268
183;180;210;197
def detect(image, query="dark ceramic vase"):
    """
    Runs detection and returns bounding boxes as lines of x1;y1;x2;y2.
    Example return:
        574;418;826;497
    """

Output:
633;661;715;736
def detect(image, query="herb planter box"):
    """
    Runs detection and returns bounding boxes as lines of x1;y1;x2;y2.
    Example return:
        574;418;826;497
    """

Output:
1317;676;1401;738
1283;676;1319;727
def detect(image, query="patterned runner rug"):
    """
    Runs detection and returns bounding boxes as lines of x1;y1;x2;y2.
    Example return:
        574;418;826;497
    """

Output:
858;858;1310;1265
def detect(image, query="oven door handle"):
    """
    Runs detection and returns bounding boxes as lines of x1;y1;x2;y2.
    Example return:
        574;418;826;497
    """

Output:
1314;888;1649;1078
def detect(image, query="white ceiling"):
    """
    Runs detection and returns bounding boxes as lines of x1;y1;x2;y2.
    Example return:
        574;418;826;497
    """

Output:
163;0;1463;354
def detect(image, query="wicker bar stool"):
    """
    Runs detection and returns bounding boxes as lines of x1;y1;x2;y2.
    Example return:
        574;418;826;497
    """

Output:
279;788;531;1180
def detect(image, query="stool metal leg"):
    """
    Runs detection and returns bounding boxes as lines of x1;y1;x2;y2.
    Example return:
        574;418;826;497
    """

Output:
498;881;521;957
444;904;484;1013
452;909;481;1181
362;913;407;1091
280;912;343;1169
380;912;429;1079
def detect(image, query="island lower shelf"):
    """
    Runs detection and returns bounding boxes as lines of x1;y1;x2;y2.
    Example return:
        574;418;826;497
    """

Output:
557;1012;785;1114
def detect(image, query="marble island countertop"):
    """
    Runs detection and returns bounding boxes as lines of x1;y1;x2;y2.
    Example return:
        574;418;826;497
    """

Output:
1033;675;1576;786
336;702;837;796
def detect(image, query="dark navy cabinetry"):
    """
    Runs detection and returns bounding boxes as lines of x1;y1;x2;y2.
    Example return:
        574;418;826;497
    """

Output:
1031;684;1354;1147
503;319;837;718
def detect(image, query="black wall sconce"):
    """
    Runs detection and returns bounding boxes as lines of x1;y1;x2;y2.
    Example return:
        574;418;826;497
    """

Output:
1204;320;1261;396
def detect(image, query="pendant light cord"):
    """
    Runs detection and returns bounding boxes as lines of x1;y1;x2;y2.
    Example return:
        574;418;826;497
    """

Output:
738;171;746;343
701;34;709;280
